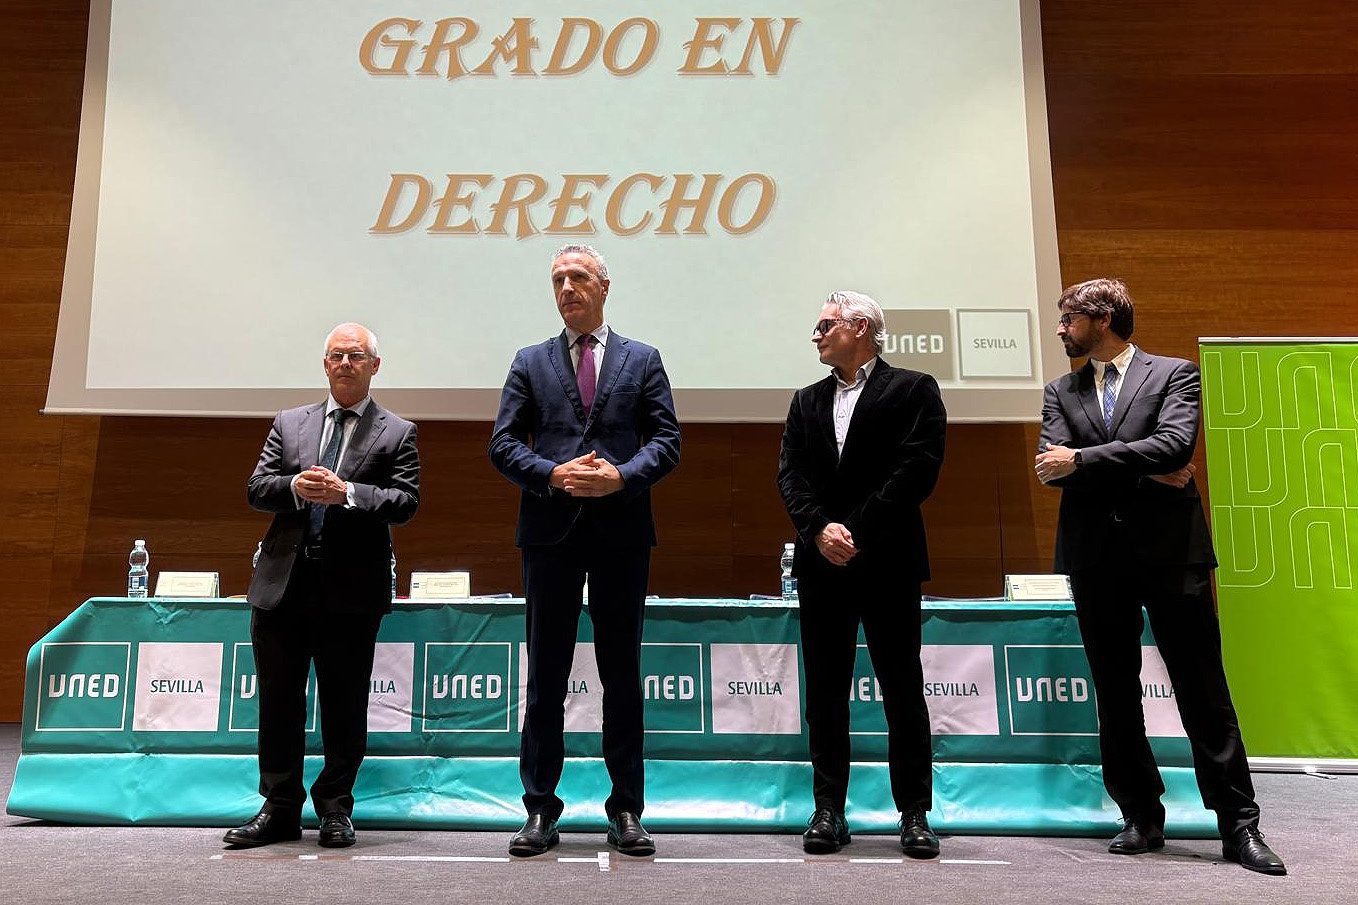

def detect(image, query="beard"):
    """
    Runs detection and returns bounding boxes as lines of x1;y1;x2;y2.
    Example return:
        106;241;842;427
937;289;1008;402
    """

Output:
1061;322;1101;359
1061;335;1090;358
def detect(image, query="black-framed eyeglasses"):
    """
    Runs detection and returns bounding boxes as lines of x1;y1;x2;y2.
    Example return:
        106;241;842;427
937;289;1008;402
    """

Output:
325;351;372;365
813;317;856;336
1057;311;1090;327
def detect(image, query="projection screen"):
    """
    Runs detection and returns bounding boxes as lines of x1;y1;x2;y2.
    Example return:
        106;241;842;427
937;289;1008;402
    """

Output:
47;0;1064;421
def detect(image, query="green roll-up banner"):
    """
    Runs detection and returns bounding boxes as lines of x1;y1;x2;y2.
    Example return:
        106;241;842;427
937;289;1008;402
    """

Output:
1202;339;1358;758
8;597;1218;834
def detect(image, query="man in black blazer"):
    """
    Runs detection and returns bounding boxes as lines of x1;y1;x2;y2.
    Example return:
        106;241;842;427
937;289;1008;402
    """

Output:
1035;279;1284;875
777;290;946;857
489;245;680;857
224;323;420;850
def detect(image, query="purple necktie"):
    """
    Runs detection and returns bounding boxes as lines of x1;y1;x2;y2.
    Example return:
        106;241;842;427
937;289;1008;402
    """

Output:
577;334;597;412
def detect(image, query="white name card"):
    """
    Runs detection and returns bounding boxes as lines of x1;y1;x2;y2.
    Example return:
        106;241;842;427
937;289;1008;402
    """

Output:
154;571;220;598
409;571;471;600
1004;574;1072;601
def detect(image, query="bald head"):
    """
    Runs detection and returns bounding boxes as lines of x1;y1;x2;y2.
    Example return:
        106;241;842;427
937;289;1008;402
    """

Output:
323;323;379;357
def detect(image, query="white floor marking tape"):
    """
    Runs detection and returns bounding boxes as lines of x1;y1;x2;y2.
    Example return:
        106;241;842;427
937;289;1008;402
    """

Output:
849;858;904;863
351;855;511;863
940;859;1010;865
654;858;806;864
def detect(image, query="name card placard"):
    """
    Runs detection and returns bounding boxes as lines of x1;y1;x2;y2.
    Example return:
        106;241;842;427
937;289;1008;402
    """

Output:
409;571;471;600
1004;574;1072;601
153;572;220;598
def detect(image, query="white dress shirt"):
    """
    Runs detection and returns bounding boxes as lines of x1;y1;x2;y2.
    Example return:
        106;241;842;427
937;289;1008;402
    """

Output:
832;357;877;456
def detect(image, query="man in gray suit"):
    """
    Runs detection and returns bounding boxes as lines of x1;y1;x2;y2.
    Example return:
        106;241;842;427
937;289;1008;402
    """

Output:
1035;279;1284;875
224;323;420;849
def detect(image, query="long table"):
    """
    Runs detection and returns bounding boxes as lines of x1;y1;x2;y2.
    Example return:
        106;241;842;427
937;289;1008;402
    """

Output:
7;597;1216;835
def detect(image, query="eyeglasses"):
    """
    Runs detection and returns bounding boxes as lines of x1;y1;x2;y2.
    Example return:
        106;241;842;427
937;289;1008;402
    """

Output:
813;317;856;336
325;351;372;365
1057;311;1091;327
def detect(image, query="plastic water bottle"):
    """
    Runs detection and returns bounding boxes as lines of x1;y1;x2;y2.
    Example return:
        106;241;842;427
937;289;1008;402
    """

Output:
390;552;398;599
128;540;150;598
780;542;797;601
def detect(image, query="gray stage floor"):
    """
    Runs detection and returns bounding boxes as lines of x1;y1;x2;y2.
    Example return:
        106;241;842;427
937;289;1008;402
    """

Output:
2;723;1352;905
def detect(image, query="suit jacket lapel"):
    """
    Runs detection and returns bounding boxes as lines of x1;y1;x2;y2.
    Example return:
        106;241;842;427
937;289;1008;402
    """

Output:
839;358;891;463
339;403;386;477
1108;350;1152;437
548;331;587;422
814;375;838;459
298;402;326;469
584;333;630;430
1075;362;1107;439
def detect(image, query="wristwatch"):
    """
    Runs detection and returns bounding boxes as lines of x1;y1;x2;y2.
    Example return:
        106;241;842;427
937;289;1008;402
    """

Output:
1073;450;1083;469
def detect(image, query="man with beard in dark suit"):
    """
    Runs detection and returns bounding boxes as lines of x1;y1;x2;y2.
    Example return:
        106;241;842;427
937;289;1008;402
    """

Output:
1035;278;1284;875
777;290;946;858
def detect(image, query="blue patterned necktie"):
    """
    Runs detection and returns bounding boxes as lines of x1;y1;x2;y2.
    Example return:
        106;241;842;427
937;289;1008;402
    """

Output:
307;408;355;541
1102;363;1119;432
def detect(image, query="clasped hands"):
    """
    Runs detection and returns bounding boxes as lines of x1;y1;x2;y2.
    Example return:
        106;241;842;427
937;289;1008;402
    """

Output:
1035;443;1195;488
551;450;624;497
295;465;349;505
816;522;857;566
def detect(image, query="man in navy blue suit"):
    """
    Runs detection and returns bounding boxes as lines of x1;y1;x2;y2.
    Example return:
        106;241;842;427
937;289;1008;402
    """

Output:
489;244;681;857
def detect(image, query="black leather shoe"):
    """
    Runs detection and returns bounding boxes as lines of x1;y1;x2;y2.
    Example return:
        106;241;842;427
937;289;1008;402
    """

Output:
608;811;656;856
222;809;302;848
318;812;356;848
1108;818;1165;855
899;809;940;858
802;808;850;854
509;814;560;856
1223;826;1286;875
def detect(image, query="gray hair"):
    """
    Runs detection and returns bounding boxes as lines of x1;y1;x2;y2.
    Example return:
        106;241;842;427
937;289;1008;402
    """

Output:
324;323;380;357
826;290;885;354
551;243;609;282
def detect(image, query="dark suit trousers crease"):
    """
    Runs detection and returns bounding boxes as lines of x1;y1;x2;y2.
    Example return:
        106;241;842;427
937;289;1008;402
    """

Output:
1069;565;1259;836
798;572;932;814
251;558;383;818
519;524;651;821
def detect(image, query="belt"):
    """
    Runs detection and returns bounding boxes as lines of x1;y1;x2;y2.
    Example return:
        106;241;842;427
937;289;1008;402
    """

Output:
300;543;324;561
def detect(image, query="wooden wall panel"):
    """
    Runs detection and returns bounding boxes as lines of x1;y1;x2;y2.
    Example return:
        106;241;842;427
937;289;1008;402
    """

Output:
2;0;1355;718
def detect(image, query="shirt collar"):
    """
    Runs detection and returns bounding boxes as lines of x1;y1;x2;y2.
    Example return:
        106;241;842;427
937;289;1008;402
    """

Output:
565;322;610;350
1092;344;1136;379
325;395;372;418
833;355;877;389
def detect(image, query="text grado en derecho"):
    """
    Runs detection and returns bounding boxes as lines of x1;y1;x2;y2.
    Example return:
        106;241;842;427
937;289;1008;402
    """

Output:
362;16;799;238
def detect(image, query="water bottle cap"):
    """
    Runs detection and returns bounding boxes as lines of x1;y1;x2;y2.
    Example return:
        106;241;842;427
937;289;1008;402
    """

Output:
134;539;146;546
784;542;794;550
